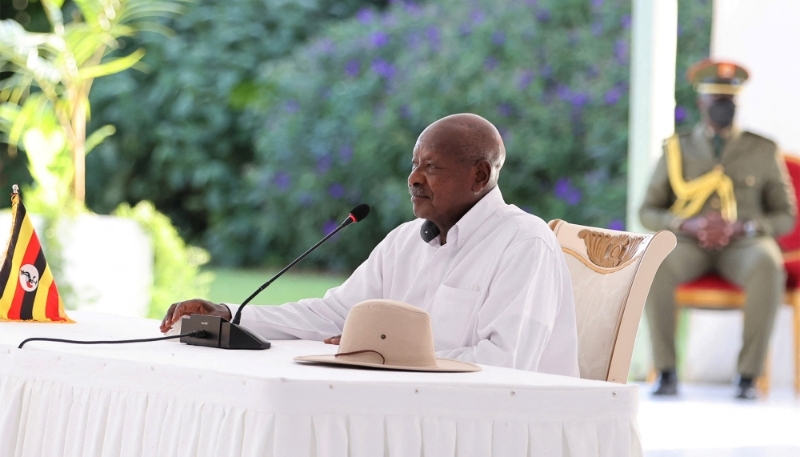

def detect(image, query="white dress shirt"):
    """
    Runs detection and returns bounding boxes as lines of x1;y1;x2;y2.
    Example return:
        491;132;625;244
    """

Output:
232;187;580;376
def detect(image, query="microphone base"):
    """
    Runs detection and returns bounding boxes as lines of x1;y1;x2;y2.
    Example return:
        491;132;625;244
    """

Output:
180;314;271;350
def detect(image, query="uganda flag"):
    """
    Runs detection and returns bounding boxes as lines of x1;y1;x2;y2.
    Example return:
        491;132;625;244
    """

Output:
0;186;72;322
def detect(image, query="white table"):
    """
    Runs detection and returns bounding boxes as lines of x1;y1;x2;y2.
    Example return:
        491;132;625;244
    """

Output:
0;311;642;457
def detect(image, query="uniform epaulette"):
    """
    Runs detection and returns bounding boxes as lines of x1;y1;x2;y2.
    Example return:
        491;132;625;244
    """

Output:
741;131;777;149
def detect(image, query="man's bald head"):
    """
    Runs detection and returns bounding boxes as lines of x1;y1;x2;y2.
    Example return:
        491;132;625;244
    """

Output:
415;113;506;188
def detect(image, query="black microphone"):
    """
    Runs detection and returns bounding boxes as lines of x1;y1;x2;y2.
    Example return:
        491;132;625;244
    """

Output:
180;204;371;350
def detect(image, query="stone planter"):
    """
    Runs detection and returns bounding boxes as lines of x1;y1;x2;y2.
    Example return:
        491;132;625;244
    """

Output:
0;212;153;317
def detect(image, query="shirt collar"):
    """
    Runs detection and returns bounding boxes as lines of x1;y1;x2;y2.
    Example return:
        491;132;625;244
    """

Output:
423;186;506;247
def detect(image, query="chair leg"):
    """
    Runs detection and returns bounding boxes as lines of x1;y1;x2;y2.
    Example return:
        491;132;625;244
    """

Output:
757;354;771;396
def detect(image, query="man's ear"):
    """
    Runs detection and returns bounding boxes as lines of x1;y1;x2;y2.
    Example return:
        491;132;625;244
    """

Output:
472;160;492;193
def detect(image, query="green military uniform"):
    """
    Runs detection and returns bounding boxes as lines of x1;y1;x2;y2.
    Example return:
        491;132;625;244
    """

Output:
640;125;796;378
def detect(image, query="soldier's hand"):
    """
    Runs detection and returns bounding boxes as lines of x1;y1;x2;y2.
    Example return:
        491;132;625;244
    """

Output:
324;334;342;345
160;299;232;333
679;216;709;239
700;212;734;249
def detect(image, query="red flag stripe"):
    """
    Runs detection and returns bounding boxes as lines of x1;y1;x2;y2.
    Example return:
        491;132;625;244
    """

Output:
6;229;41;320
45;281;62;321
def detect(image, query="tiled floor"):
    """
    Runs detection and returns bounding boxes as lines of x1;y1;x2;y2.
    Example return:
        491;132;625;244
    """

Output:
637;383;800;456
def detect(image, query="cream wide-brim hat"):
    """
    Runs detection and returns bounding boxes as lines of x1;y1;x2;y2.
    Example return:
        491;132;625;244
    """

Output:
294;299;480;372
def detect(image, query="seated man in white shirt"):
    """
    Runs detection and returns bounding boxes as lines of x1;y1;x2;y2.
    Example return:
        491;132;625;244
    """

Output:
160;113;580;376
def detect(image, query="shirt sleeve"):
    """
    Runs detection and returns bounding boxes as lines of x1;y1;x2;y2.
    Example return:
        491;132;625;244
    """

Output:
434;237;578;375
755;148;797;237
227;235;389;341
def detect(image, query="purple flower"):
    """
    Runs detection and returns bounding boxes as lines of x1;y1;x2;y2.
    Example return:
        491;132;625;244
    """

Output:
498;128;512;144
298;192;315;207
571;92;590;109
497;103;513;117
345;60;360;78
371;59;396;80
426;26;441;50
554;178;581;206
541;64;553;78
404;1;422;15
677;25;683;37
608;219;625;231
556;85;573;102
471;10;485;24
536;9;551;23
614;39;628;65
323;220;339;236
273;172;291;191
604;87;623;105
284;100;300;114
370;31;389;49
319;39;335;55
675;105;688;123
356;8;373;24
316;155;332;175
492;31;506;46
484;57;498;71
592;0;604;7
621;14;632;29
328;183;345;199
591;22;603;36
587;65;599;79
517;70;535;90
339;145;353;162
399;104;412;119
459;22;472;36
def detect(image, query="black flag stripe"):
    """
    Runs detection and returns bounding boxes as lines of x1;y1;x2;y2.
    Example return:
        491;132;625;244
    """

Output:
19;248;46;321
0;198;26;300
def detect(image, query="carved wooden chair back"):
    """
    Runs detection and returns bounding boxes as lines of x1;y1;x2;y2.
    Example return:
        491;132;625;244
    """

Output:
549;219;677;383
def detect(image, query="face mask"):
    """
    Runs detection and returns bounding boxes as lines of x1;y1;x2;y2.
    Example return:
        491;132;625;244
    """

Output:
707;98;736;128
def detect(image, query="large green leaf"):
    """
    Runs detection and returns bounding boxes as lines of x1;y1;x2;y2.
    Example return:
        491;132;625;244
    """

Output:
77;48;145;80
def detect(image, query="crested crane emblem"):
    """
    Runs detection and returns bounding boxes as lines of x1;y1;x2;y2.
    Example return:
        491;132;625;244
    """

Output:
19;264;39;292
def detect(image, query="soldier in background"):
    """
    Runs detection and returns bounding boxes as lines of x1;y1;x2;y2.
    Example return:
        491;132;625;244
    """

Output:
639;60;797;400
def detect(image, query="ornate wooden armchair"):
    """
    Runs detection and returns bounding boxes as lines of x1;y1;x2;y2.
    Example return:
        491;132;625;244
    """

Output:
549;219;676;383
674;154;800;394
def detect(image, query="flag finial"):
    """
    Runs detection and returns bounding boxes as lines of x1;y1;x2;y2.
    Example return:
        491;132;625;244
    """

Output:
11;184;19;195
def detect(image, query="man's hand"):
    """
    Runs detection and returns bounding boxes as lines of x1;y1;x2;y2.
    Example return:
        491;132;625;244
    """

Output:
324;334;342;345
680;212;734;249
160;299;232;333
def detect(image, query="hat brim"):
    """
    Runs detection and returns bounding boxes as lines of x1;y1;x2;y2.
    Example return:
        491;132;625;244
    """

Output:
293;354;481;372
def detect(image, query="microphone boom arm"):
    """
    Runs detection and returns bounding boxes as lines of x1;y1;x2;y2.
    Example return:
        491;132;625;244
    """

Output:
231;216;356;325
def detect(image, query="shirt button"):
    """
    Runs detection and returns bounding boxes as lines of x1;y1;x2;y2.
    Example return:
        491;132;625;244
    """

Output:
710;197;721;209
745;175;756;186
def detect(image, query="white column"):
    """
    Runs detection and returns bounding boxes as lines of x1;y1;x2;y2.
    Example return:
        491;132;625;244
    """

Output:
626;0;678;233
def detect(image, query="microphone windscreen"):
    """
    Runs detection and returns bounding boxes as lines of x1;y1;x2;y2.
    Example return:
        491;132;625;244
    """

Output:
349;204;371;222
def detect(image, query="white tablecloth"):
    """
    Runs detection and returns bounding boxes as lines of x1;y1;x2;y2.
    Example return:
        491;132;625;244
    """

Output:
0;311;642;457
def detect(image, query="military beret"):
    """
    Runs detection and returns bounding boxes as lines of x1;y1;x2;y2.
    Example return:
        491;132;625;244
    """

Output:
686;59;749;95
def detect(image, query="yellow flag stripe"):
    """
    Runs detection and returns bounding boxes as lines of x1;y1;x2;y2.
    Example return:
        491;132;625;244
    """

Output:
32;266;53;322
0;214;33;317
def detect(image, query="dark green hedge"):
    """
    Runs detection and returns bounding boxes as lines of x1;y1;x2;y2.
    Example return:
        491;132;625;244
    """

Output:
1;0;711;271
203;0;711;270
82;0;389;225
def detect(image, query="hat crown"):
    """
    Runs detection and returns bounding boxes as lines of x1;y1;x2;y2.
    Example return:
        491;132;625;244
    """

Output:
337;300;438;368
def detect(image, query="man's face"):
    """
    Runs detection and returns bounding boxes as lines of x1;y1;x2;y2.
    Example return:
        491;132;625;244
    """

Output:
698;93;736;129
408;142;478;229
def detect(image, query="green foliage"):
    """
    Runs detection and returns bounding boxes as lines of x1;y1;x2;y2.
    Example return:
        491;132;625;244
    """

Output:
675;1;714;129
0;0;186;207
79;0;711;272
85;0;390;235
210;0;626;269
114;200;212;319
